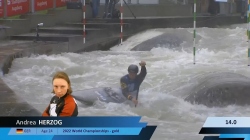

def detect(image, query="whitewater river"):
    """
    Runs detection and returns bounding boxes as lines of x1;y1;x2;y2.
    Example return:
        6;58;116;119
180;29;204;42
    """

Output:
2;24;250;140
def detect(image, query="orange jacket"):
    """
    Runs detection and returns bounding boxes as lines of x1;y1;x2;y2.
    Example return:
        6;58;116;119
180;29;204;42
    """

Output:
42;94;78;117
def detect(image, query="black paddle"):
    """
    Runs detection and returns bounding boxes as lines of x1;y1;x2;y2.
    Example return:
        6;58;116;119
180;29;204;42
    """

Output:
135;93;138;107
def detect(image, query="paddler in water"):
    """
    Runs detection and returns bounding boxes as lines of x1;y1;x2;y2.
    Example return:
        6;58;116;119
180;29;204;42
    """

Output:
42;71;78;117
120;61;147;106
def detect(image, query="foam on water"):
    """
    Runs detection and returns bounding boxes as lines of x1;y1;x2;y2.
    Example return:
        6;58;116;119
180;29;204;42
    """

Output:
2;24;250;140
110;29;164;51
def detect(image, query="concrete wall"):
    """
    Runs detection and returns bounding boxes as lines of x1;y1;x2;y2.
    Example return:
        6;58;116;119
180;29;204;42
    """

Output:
0;0;241;39
96;4;192;17
0;9;87;38
0;3;193;39
0;19;30;38
188;0;237;15
47;9;91;24
0;28;9;40
115;4;192;17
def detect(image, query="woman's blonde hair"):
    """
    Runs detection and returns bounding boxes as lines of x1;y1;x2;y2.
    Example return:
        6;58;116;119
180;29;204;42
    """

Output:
51;71;72;95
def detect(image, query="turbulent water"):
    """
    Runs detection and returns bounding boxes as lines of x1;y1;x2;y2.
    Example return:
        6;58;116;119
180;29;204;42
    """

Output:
3;24;250;140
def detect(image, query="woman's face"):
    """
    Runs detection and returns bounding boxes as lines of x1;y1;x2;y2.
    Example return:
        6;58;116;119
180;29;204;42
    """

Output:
53;78;69;98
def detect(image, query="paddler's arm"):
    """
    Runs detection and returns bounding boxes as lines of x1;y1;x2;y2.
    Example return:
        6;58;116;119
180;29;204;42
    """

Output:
138;61;147;83
120;77;133;100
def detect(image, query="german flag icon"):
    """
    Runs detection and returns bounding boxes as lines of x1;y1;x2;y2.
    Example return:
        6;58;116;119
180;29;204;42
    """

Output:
16;129;23;134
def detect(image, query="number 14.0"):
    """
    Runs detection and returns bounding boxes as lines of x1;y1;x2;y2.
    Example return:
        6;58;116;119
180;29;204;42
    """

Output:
226;120;237;124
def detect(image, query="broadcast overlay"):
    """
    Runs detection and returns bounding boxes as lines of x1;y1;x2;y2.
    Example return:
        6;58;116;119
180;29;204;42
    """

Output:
1;116;250;140
200;117;250;140
0;116;157;140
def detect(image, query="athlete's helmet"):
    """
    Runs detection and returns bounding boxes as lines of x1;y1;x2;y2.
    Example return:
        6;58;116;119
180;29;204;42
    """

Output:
128;64;139;73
